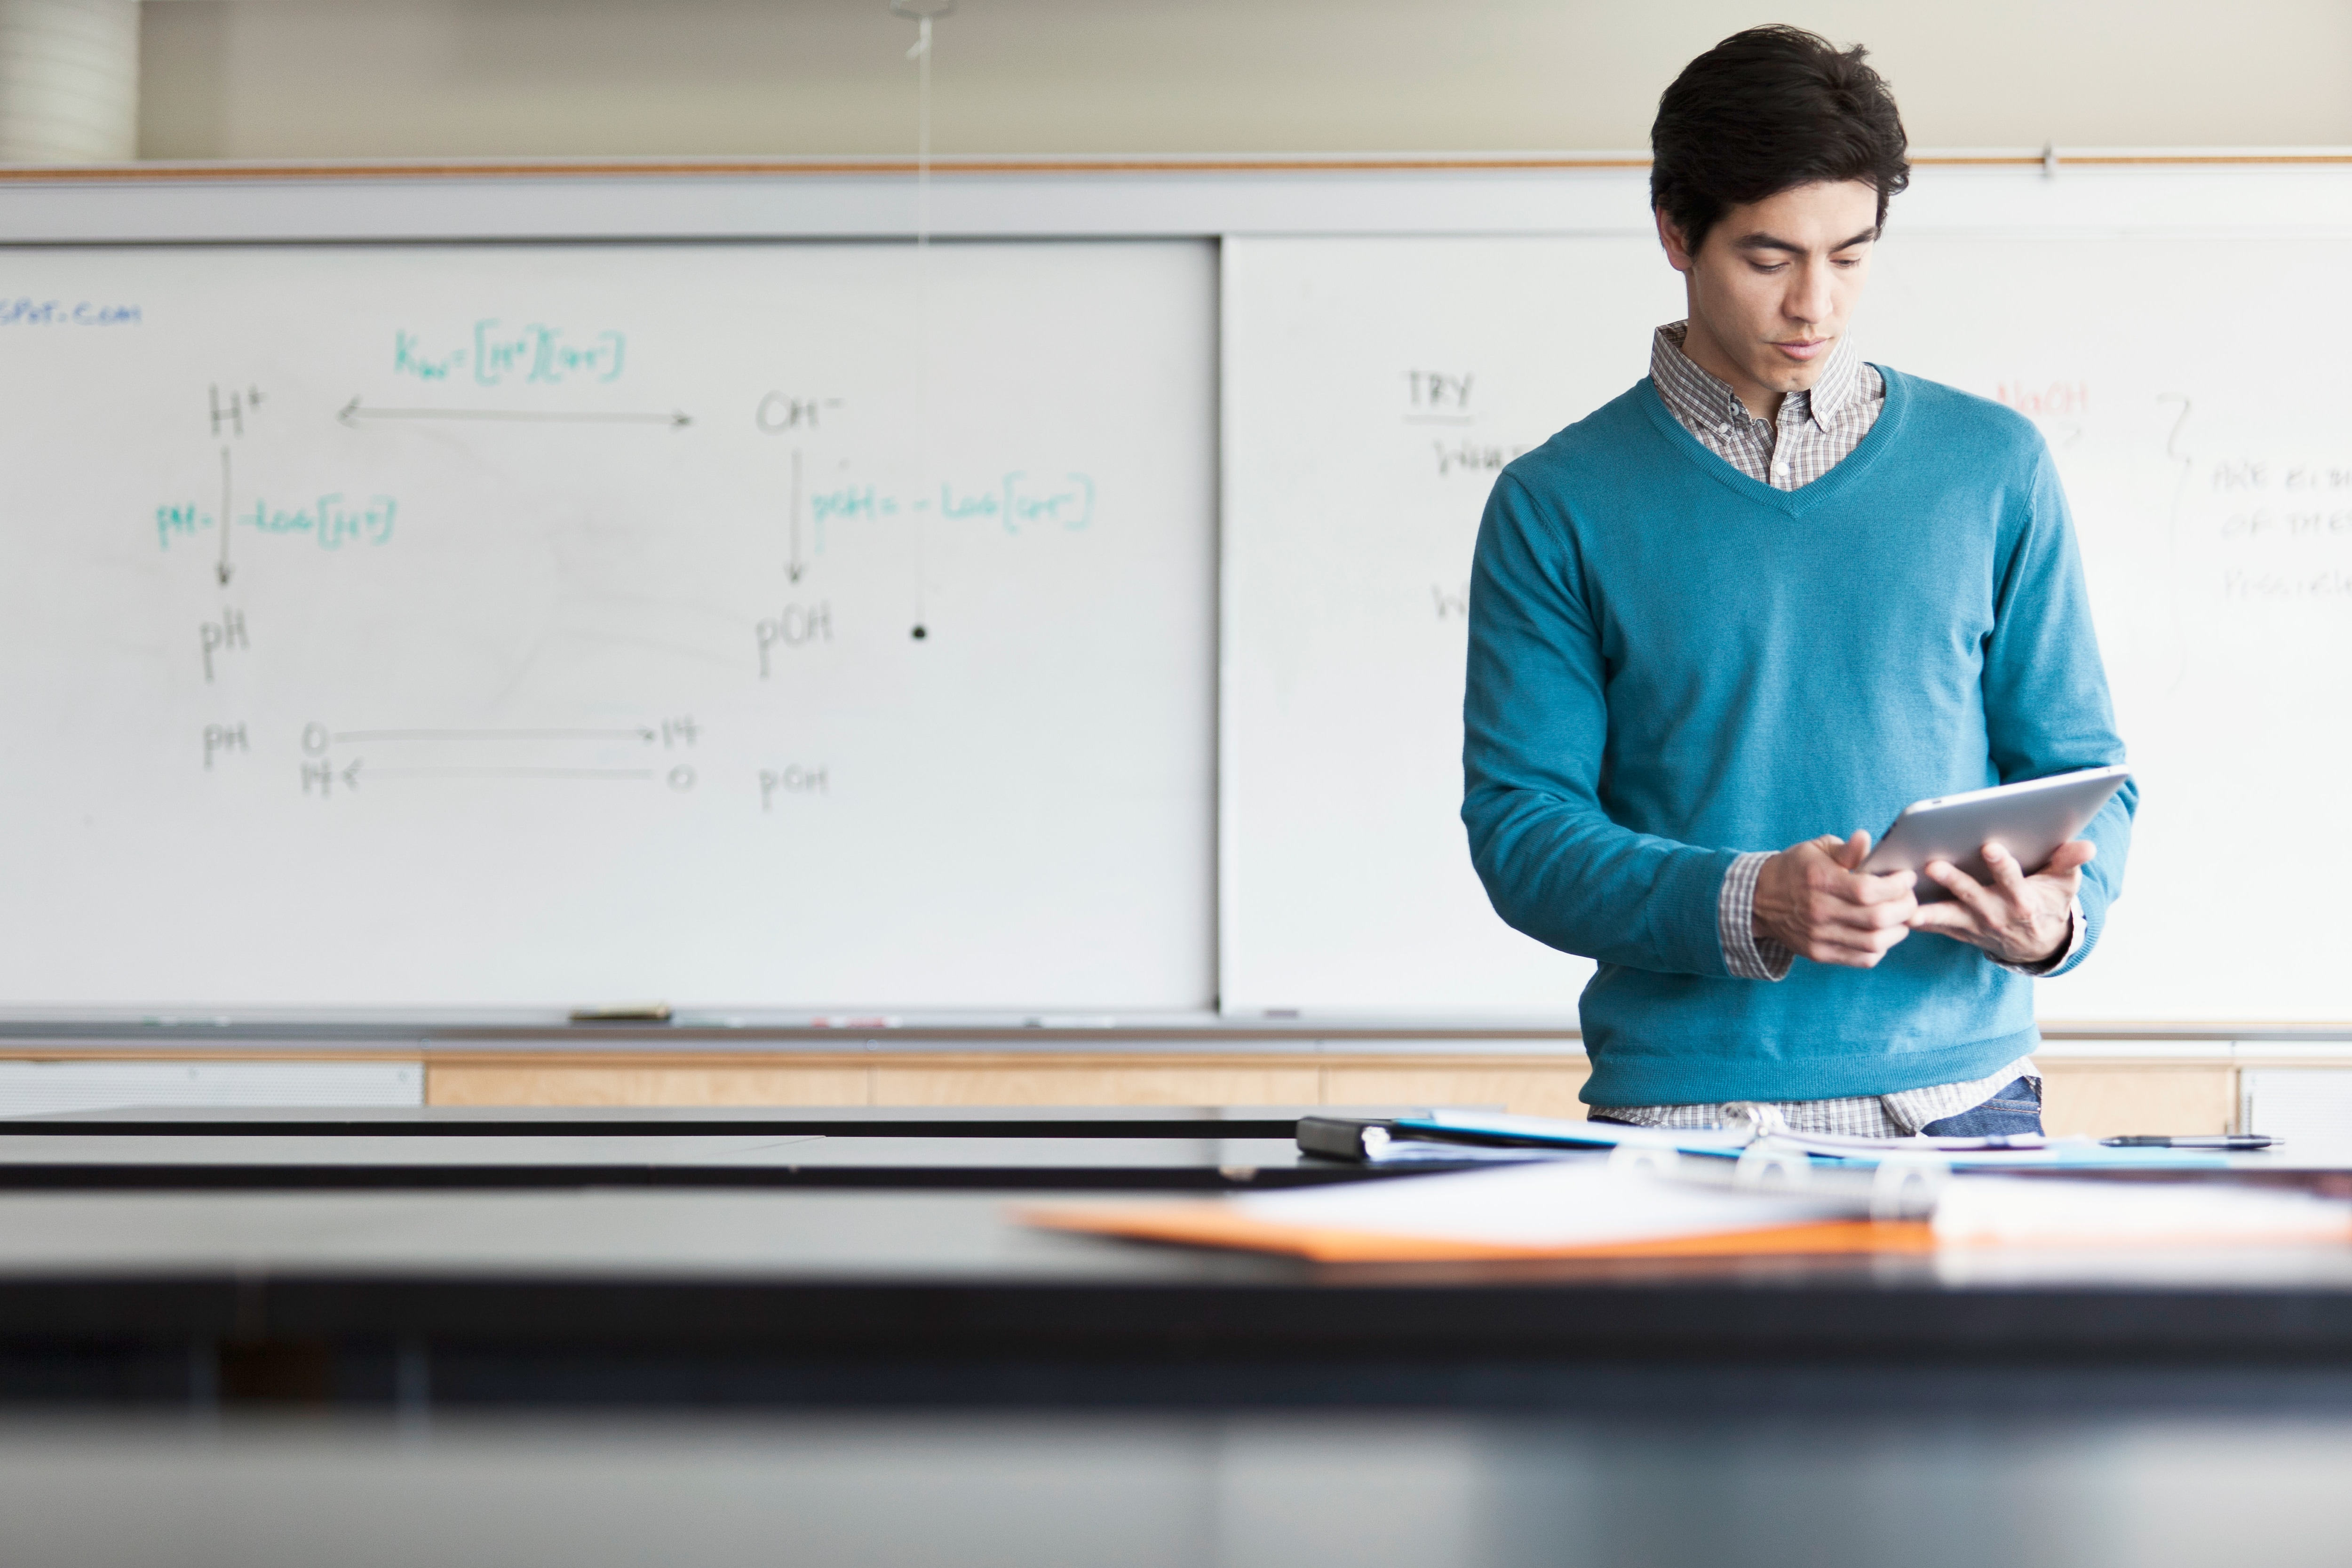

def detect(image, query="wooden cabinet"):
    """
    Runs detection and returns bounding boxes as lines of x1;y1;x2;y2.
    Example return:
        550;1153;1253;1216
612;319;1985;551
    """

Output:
421;1046;2271;1138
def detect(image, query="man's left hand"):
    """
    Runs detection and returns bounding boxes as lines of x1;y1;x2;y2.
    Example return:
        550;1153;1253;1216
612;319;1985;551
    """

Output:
1906;839;2093;966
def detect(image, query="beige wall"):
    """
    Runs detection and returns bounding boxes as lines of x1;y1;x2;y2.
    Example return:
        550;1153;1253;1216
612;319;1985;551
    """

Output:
138;0;2352;162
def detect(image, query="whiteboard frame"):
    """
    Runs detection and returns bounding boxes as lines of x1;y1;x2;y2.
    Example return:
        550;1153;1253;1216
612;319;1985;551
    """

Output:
6;151;2351;1034
4;151;2352;246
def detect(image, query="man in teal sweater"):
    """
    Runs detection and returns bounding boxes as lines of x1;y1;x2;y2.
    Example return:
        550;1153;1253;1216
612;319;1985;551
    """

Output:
1462;26;2134;1135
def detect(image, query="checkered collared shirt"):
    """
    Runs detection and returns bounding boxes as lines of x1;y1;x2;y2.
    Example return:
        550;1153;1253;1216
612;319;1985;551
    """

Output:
1648;318;1883;491
1597;322;2054;1138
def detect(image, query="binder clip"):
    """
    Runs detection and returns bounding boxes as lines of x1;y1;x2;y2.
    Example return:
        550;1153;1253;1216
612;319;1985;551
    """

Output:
1734;1142;1812;1191
1606;1143;1680;1180
1870;1151;1951;1220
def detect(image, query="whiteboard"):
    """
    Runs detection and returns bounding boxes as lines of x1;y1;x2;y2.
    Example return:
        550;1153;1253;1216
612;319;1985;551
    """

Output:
1867;231;2352;1023
1222;231;2352;1024
1220;237;1680;1016
0;240;1215;1011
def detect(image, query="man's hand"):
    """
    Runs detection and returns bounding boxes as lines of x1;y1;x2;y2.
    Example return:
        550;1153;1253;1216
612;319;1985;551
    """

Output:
1907;838;2093;967
1752;830;1919;969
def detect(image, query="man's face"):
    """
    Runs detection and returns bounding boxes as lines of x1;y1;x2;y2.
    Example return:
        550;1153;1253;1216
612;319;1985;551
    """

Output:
1657;179;1880;399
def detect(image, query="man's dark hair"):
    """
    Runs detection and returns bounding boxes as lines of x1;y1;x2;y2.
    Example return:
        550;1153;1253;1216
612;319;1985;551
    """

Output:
1650;25;1910;256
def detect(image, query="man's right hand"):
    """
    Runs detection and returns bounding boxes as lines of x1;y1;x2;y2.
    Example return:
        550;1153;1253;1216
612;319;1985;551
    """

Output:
1752;831;1919;969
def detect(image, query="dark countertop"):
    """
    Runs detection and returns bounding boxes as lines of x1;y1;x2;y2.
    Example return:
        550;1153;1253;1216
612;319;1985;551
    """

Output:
0;1184;2350;1407
0;1111;2347;1411
0;1104;1433;1139
0;1132;1462;1190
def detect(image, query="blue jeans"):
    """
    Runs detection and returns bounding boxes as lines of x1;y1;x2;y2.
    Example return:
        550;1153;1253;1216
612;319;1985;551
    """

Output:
1590;1075;2046;1137
1919;1075;2043;1138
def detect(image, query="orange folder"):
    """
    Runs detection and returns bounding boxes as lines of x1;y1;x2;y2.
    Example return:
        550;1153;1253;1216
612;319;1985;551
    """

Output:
1021;1201;1936;1262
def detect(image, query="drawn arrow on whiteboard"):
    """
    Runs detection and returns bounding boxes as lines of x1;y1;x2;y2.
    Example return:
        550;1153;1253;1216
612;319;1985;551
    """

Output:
216;446;234;586
329;727;658;743
338;397;693;429
361;765;658;781
788;447;807;583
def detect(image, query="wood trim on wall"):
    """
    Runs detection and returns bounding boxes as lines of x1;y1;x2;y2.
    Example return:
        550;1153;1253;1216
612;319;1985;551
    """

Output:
2038;1063;2237;1138
2;151;2348;186
421;1051;2270;1137
422;1051;1589;1114
0;1044;2296;1137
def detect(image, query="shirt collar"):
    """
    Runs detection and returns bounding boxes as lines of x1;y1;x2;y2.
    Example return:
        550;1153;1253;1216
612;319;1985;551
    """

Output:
1651;320;1864;432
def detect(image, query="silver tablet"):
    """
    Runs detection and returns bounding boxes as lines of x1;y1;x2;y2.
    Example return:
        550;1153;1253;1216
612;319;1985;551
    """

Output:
1858;765;2130;903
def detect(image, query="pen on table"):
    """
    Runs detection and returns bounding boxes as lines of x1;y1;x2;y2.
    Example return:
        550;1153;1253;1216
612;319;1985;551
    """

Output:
2099;1134;2279;1150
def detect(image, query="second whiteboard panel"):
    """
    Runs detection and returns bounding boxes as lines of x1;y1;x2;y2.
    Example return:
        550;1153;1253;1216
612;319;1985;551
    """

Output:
1222;228;2352;1026
1221;235;1683;1017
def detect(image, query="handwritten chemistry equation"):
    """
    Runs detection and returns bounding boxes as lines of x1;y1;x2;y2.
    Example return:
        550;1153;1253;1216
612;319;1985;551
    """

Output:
297;718;706;798
156;493;397;555
152;382;399;691
759;369;1098;647
148;323;1109;675
393;319;628;385
154;381;395;635
290;716;829;815
806;473;1096;536
147;318;1113;810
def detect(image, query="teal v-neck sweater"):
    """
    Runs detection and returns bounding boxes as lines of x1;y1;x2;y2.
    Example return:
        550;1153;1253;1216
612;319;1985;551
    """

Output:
1462;368;2134;1107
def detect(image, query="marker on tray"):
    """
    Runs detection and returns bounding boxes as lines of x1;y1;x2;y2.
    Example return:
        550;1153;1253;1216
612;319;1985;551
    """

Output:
568;1002;674;1024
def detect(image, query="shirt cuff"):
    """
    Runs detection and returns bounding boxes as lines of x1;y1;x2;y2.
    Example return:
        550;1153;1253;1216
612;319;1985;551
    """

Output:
1719;851;1794;982
1994;896;2087;977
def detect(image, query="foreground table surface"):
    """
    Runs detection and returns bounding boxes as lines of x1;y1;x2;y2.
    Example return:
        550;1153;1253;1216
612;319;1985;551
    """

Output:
0;1410;2333;1568
1;1107;2349;1412
0;1404;2344;1568
0;1181;2349;1409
